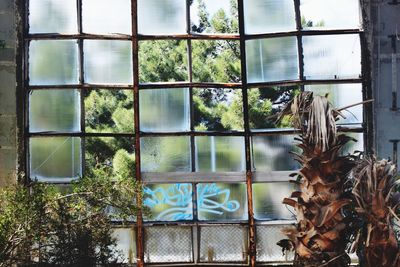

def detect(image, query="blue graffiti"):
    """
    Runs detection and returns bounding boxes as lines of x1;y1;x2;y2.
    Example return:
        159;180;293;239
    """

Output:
197;183;240;215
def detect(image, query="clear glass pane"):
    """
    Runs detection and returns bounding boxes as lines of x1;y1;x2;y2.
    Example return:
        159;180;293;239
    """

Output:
111;228;136;264
303;34;361;80
140;88;189;132
253;182;296;220
190;0;238;34
246;37;299;83
144;226;193;263
306;84;363;125
30;137;81;180
82;0;131;35
197;183;248;220
143;183;193;221
84;40;133;84
29;40;79;85
192;40;241;83
138;0;186;35
85;137;134;179
251;135;300;171
256;225;295;262
244;0;296;34
300;0;360;30
195;136;245;172
248;86;300;130
141;136;191;172
199;226;248;262
139;40;188;83
29;89;80;132
29;0;77;33
194;88;243;131
85;89;134;133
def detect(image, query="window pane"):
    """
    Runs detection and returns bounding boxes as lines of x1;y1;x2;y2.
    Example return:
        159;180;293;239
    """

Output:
253;182;296;220
246;37;299;83
195;136;245;172
190;0;238;34
29;89;80;132
139;88;190;132
192;40;241;83
251;135;300;171
197;183;248;220
303;34;361;80
30;137;81;180
199;226;248;262
306;84;363;125
138;0;186;35
82;0;131;35
29;0;77;33
111;228;136;264
244;0;296;34
300;0;360;30
143;183;193;221
256;225;295;262
85;137;134;179
85;89;134;133
29;40;79;85
141;136;191;172
194;88;243;131
144;226;193;263
84;40;133;84
139;40;188;83
343;132;364;155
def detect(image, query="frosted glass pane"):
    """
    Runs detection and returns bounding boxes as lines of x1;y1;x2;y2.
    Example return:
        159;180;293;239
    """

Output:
29;90;80;132
29;0;77;33
192;40;241;83
244;0;296;34
301;0;360;30
84;40;132;84
85;137;134;179
85;89;134;133
194;88;243;131
82;0;131;35
144;226;193;263
303;34;361;80
306;84;363;125
200;226;248;262
253;182;296;220
30;137;81;180
111;228;136;264
143;183;193;221
190;0;238;34
29;40;79;85
251;135;300;171
197;183;248;220
138;0;186;35
256;225;295;262
140;89;190;132
246;37;299;83
195;136;245;172
141;137;191;172
343;132;364;155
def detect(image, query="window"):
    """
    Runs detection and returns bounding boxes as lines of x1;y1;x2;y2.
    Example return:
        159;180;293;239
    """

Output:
25;0;365;265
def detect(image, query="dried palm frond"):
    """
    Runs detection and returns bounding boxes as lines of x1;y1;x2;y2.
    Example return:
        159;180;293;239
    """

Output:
351;157;400;267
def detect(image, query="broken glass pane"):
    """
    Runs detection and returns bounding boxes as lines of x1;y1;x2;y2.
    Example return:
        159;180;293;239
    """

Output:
30;137;81;180
84;40;133;84
246;37;299;83
139;88;190;132
111;228;136;264
256;225;295;262
244;0;296;34
303;34;361;80
138;0;186;35
29;89;80;133
143;183;193;221
141;136;191;172
195;136;246;172
29;40;79;85
82;0;131;35
197;183;248;220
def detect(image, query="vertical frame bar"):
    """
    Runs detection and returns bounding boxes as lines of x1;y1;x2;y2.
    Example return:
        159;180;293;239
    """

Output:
77;0;85;176
294;0;304;83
